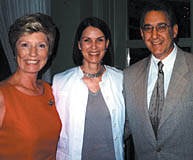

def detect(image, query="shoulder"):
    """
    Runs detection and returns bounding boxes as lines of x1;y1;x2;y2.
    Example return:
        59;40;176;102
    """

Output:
104;66;124;90
124;56;149;76
177;47;193;69
40;80;52;92
0;80;9;88
52;67;80;90
184;52;193;73
183;51;193;66
104;66;124;88
105;65;123;77
0;80;11;92
53;67;79;83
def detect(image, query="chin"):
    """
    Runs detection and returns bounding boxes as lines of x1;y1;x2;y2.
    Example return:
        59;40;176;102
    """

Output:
21;68;41;74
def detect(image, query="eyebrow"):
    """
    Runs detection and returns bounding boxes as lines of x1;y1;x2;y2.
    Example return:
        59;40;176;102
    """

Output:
81;35;105;39
143;22;168;26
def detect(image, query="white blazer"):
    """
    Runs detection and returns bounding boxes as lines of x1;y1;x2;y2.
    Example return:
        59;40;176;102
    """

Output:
52;65;125;160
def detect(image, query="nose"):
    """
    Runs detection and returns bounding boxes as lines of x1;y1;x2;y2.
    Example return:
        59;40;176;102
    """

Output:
91;41;97;50
29;46;38;57
152;27;159;39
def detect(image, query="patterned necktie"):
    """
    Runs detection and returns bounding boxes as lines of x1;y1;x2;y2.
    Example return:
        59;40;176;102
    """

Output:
149;61;164;138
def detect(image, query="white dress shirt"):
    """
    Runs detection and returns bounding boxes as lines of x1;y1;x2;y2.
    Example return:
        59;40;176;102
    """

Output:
147;43;177;109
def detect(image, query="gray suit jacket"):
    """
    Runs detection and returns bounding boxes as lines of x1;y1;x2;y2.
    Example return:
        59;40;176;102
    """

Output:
123;47;193;160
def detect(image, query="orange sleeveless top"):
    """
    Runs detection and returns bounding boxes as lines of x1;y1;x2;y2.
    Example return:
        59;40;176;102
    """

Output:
0;81;61;160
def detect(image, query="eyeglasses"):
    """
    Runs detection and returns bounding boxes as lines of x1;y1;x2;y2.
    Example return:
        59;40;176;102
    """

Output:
142;23;171;33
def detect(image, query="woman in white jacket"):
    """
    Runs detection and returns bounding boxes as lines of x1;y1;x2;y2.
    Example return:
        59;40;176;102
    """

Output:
52;17;125;160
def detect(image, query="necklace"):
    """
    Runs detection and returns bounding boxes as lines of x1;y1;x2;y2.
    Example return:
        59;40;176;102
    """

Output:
83;66;105;78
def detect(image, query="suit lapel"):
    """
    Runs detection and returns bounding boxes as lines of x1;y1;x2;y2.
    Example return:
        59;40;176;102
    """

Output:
159;48;189;128
135;56;157;141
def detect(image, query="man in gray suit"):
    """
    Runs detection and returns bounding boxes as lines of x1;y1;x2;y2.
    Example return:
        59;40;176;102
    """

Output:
124;1;193;160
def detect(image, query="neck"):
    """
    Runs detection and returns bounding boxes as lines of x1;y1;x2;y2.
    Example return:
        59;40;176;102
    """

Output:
81;65;105;78
10;70;39;89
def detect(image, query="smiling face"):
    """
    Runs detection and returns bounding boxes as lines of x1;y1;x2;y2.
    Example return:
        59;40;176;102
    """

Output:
140;11;178;60
78;26;109;66
16;32;49;74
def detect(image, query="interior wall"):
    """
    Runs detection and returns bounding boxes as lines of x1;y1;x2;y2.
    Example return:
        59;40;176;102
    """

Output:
51;0;81;77
51;0;94;78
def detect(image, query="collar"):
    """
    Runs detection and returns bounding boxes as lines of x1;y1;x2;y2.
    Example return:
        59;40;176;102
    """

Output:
151;43;177;72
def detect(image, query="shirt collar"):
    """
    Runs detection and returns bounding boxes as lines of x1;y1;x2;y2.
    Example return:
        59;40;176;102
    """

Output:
151;43;177;72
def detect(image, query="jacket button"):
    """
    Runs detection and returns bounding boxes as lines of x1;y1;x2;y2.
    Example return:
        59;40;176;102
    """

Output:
156;147;161;152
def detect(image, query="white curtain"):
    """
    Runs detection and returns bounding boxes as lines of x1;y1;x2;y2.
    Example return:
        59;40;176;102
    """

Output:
0;0;51;83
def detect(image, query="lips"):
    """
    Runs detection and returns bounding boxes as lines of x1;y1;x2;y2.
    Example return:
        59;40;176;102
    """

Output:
25;60;39;64
88;52;100;56
152;41;162;45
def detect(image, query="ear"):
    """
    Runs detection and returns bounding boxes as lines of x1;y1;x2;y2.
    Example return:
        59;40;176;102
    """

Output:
106;39;109;49
172;24;178;38
78;41;81;50
140;28;145;40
